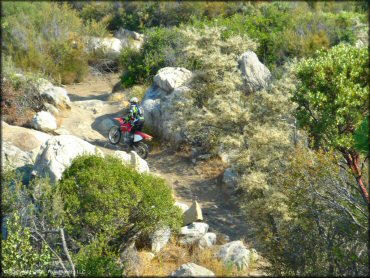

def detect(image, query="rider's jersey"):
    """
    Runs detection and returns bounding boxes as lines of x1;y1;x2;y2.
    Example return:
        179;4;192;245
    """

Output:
125;104;144;123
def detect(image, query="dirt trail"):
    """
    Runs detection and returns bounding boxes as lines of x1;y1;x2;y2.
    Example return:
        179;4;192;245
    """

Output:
61;72;253;243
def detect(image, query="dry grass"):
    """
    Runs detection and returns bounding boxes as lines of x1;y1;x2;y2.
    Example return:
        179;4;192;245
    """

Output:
196;156;228;179
129;238;261;277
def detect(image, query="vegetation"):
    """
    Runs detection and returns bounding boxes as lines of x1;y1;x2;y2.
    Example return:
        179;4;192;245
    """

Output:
2;1;368;276
2;155;182;275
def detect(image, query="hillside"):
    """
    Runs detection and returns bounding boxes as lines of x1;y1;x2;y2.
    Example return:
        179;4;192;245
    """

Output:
1;1;369;277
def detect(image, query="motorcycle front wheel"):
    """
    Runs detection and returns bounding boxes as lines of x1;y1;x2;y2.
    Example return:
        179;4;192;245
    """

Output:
108;126;121;145
133;141;149;159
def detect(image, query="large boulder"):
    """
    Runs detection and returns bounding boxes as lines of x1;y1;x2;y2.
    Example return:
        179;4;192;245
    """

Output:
150;227;171;253
2;121;52;161
170;263;215;277
113;150;149;174
114;28;144;50
218;240;255;270
238;50;271;93
2;141;34;171
153;67;193;93
183;201;203;225
179;222;209;245
86;37;123;58
142;84;192;145
32;135;103;183
32;111;58;132
41;86;71;110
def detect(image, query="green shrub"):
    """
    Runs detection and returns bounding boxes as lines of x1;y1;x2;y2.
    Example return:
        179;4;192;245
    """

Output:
2;213;53;276
57;155;182;244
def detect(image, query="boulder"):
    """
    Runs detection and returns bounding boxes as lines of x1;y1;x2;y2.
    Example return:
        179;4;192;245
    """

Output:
141;85;192;145
150;227;171;253
43;102;59;116
218;240;253;270
41;86;71;109
113;150;149;174
222;168;239;192
114;28;144;50
32;111;58;132
86;37;123;58
96;118;115;135
32;135;103;183
153;67;193;93
130;151;149;173
2;121;51;156
198;232;217;249
170;263;215;277
32;78;54;94
174;201;190;213
179;222;209;245
2;141;34;171
238;50;271;93
183;201;203;225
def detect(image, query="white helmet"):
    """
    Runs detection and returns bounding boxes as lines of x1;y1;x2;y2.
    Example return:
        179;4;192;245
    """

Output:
130;97;138;104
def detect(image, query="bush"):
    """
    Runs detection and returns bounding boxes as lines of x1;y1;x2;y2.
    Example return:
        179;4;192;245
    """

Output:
57;155;182;244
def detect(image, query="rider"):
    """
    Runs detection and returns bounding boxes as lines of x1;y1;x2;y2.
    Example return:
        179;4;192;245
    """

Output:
125;97;145;147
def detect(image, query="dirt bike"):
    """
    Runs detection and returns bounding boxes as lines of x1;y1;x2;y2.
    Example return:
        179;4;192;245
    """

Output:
108;117;152;159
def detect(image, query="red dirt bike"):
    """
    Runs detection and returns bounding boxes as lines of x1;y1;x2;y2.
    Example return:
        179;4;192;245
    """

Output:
108;117;153;159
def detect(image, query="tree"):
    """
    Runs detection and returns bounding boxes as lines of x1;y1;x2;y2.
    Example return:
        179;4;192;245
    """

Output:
292;44;369;204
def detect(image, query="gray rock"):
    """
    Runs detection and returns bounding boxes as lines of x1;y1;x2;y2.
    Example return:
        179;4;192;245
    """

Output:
32;78;54;94
170;263;215;277
32;135;103;183
2;141;34;171
174;201;190;213
180;222;209;245
153;67;193;92
113;150;149;174
96;118;115;135
114;28;144;50
218;240;253;270
183;201;203;225
32;111;57;132
222;168;239;192
41;86;71;109
238;50;271;93
198;232;217;248
150;227;171;253
43;102;59;116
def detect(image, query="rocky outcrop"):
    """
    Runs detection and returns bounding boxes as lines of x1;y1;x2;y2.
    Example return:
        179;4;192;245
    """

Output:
142;68;193;145
150;227;171;253
32;135;103;183
32;111;58;132
41;86;71;110
86;37;123;58
238;50;271;93
153;67;193;93
218;240;257;270
2;141;34;171
113;150;149;174
2;121;51;162
179;222;209;245
170;263;215;277
114;28;144;51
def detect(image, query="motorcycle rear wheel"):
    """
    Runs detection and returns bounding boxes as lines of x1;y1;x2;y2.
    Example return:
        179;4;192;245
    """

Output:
134;141;149;159
108;126;121;145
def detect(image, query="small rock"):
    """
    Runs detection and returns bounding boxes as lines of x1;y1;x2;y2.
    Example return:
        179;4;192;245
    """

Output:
170;263;215;277
218;240;253;270
180;222;209;245
150;227;171;253
174;201;190;213
197;154;212;161
198;232;217;248
43;103;59;116
154;67;193;92
32;111;58;132
183;200;203;225
41;86;71;109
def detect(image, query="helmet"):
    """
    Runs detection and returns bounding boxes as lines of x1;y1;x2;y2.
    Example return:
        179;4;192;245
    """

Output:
130;97;138;104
